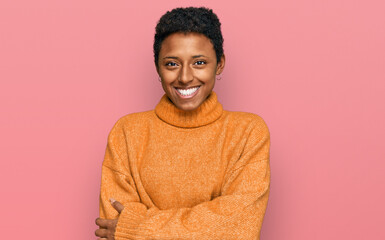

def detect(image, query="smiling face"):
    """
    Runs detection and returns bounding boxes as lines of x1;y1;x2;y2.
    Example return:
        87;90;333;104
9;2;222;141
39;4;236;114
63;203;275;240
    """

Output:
156;32;225;111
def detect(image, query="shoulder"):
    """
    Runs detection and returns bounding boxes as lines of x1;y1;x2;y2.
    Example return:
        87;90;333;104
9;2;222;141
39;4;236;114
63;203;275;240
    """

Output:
224;110;270;136
224;110;269;129
108;110;155;134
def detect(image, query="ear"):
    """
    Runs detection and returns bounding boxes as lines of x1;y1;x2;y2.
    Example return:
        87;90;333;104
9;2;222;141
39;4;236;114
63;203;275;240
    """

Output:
216;54;226;75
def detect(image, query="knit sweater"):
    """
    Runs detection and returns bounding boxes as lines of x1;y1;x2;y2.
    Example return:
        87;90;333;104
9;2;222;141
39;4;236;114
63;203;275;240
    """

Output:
99;90;271;240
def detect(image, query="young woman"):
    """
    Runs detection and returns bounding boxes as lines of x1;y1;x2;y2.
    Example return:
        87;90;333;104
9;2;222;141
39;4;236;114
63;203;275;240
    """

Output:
95;7;271;240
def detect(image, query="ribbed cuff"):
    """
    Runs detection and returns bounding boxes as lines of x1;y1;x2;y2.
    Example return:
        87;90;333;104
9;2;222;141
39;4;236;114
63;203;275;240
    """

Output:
115;202;148;240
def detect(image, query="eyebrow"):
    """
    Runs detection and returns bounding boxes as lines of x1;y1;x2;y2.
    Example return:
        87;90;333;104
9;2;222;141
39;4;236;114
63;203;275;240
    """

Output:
192;55;207;58
162;55;208;60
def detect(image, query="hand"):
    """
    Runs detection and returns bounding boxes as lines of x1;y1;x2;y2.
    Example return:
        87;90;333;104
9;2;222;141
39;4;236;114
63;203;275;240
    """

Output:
95;198;125;240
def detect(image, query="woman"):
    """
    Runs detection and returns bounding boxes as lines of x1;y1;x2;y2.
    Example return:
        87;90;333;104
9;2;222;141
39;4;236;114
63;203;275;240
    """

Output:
95;7;270;240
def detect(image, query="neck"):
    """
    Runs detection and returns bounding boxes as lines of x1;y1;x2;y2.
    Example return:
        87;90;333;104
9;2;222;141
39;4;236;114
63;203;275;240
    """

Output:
154;91;223;128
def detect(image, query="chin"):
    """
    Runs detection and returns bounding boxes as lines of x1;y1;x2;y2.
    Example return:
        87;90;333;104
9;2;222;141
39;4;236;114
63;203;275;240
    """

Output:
165;86;212;111
174;100;201;111
178;105;199;111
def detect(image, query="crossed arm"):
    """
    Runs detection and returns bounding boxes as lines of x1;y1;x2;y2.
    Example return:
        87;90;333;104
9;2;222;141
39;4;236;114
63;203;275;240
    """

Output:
95;120;270;240
95;198;124;240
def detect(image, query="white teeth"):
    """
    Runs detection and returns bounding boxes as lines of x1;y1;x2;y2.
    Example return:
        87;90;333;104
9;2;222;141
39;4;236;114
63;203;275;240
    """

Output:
176;86;199;96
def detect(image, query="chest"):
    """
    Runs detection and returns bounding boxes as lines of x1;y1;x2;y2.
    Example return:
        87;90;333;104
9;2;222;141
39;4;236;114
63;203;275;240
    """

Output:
138;129;227;209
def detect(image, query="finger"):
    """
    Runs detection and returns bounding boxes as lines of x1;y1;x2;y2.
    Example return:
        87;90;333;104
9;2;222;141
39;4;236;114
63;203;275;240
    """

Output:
110;198;125;214
95;228;108;237
95;218;111;228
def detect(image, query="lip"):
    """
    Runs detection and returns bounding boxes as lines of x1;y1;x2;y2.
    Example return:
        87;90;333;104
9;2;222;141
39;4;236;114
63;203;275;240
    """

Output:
174;86;201;90
174;86;200;99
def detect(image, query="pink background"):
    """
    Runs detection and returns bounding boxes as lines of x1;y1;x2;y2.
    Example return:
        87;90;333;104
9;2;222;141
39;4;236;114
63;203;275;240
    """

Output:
1;0;384;239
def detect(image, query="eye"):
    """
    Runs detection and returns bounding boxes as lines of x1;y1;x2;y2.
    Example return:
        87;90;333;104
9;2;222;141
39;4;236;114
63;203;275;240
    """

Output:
165;62;178;67
194;60;206;65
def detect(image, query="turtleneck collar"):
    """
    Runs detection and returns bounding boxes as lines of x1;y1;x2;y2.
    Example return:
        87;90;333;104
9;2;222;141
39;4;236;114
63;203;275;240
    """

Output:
154;90;223;128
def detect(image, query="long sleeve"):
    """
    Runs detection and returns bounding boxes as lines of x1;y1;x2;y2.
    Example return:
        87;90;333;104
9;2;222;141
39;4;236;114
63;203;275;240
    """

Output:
111;119;271;240
99;119;144;220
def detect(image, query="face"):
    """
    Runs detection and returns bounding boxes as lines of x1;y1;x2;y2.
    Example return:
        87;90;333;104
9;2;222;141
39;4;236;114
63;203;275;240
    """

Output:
156;32;225;111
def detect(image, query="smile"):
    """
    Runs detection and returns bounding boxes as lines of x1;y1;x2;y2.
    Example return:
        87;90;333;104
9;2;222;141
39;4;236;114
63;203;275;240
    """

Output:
175;86;200;98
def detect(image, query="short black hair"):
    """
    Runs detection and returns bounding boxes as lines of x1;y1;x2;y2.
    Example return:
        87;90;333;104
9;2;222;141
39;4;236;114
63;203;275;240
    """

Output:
154;7;224;66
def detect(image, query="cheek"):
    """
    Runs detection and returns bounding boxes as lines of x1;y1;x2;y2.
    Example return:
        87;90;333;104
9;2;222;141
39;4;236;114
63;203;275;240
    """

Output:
160;69;178;82
194;69;216;81
159;66;216;83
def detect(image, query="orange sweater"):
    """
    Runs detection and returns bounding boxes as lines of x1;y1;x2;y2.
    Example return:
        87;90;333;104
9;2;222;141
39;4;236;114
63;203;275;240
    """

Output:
99;90;271;239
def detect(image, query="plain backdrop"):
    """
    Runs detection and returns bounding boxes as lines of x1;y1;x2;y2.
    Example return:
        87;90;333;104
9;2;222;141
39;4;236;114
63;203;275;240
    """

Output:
1;0;384;239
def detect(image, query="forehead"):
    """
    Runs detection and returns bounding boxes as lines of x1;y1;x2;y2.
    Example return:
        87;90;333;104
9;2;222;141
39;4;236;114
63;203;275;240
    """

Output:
160;32;216;57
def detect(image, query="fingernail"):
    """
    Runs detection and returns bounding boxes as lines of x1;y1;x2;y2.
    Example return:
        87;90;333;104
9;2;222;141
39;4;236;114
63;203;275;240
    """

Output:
109;198;116;204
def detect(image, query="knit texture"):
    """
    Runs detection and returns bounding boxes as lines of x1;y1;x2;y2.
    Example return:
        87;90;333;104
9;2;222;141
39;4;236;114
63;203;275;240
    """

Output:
99;90;271;240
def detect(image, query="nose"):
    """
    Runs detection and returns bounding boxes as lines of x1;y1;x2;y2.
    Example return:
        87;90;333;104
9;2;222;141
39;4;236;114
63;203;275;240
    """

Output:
178;65;193;84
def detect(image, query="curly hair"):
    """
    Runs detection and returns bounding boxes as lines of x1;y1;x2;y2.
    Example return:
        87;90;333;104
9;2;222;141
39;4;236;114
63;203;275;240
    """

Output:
154;7;224;66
